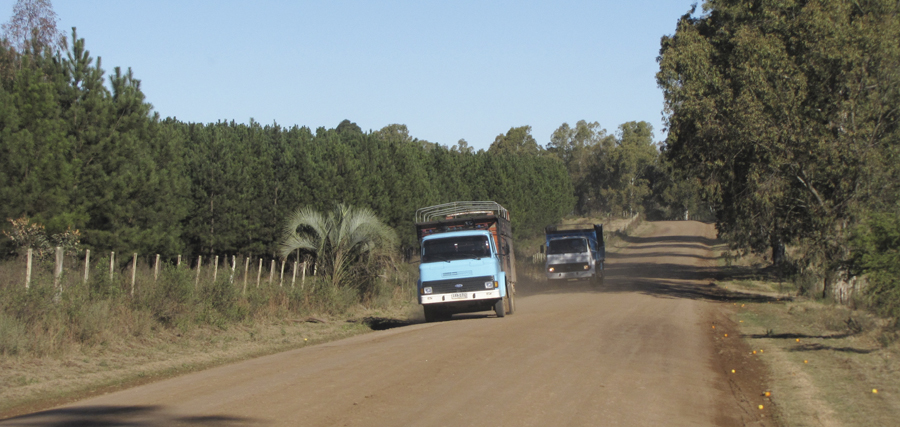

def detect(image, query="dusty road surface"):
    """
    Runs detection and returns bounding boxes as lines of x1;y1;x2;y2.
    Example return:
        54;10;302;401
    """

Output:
1;221;761;427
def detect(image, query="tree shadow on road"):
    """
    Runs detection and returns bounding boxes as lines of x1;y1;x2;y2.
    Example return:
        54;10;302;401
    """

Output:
518;231;792;304
0;405;262;426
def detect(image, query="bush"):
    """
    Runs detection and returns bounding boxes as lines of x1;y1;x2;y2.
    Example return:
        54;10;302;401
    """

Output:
851;213;900;318
0;252;416;358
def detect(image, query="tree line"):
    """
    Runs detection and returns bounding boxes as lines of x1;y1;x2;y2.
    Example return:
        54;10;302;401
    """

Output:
0;32;575;258
658;0;900;315
1;4;695;266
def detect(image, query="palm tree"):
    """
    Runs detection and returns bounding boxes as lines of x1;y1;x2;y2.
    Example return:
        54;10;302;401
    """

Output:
278;204;398;288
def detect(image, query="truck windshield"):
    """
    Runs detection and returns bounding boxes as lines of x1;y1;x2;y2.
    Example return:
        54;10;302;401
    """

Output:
547;238;588;254
422;235;491;263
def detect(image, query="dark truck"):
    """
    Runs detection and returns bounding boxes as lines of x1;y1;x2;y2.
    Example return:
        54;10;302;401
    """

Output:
415;201;516;322
542;224;605;284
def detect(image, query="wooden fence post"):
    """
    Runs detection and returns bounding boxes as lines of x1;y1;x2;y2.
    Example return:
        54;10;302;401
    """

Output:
177;254;182;268
54;246;63;301
269;260;275;284
84;249;90;283
195;255;202;287
256;258;263;288
213;255;219;283
230;255;236;284
109;251;115;283
131;253;137;297
243;257;250;295
301;262;306;290
154;254;160;281
25;248;32;289
279;260;286;287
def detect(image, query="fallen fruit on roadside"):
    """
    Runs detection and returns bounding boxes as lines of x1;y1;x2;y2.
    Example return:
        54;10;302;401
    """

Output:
765;391;771;397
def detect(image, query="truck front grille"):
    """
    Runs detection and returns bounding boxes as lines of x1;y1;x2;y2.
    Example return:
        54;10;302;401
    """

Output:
422;275;494;294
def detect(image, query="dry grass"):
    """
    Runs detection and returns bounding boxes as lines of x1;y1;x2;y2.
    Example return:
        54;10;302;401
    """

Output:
0;313;388;418
722;279;900;426
0;255;420;418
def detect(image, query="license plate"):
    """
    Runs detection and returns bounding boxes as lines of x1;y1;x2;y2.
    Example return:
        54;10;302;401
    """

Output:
450;293;467;299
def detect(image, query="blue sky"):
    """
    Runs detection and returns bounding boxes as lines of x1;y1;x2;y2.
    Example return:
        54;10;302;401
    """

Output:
3;0;696;150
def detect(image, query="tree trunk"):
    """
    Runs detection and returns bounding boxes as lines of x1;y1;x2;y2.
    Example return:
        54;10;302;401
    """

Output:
771;236;785;266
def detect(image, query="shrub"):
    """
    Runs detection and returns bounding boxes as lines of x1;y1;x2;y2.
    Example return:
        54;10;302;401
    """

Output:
851;212;900;319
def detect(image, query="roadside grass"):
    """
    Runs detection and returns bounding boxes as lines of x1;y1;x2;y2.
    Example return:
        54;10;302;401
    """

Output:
721;277;900;426
0;257;420;418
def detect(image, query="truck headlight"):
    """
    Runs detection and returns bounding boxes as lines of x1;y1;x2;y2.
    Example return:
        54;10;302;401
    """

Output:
422;287;432;295
583;264;590;270
548;267;555;272
484;281;494;289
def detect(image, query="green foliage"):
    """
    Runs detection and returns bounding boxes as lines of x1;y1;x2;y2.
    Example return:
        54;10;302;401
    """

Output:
0;28;576;264
279;204;399;289
851;212;900;318
488;126;543;156
658;0;900;274
547;119;686;219
2;216;82;258
0;253;418;357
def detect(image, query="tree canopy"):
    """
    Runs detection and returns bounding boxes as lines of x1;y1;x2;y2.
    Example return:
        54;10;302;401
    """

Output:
658;0;900;290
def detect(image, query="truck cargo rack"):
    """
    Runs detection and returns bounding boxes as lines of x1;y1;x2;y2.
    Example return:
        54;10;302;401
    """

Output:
545;223;602;234
416;201;509;223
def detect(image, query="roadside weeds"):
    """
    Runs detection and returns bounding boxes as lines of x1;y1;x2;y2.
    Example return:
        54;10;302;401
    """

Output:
719;282;900;426
0;304;419;420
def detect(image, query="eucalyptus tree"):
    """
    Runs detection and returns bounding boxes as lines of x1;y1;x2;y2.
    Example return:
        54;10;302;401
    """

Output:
547;120;616;214
1;0;66;53
487;126;543;156
658;0;900;281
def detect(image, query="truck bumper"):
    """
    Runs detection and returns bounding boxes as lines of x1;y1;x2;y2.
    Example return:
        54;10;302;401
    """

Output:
546;270;596;281
420;289;501;304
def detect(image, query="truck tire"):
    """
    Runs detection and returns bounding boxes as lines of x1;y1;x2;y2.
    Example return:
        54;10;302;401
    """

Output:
494;298;506;318
424;306;438;323
591;272;604;287
506;282;516;315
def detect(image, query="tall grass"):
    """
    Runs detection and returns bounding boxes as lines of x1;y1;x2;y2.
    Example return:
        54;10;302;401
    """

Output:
0;254;418;357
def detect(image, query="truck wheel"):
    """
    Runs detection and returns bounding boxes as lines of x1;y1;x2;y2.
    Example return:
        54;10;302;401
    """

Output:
494;298;506;318
424;306;438;323
506;282;516;315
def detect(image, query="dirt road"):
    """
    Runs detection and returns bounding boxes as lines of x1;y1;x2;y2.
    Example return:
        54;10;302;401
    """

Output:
1;221;762;426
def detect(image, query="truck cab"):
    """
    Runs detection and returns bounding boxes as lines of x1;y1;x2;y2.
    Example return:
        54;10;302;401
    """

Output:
544;224;605;284
416;202;516;322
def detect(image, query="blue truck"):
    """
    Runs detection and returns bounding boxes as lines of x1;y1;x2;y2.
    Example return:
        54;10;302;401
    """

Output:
415;202;516;322
542;224;605;284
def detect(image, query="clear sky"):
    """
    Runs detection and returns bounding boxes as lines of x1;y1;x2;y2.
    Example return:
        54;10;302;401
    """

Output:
2;0;696;151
